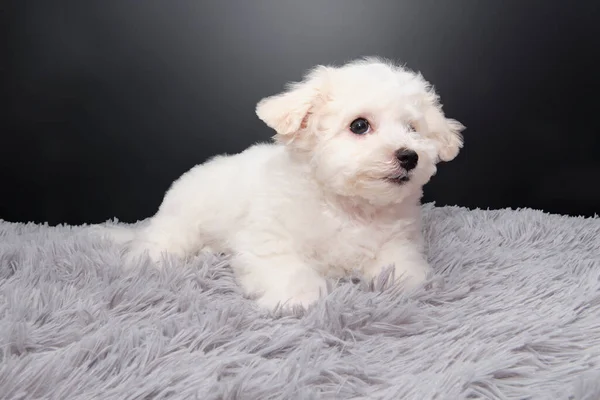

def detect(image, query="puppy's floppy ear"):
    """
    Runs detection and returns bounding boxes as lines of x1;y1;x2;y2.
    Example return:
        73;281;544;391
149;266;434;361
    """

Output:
422;102;465;162
256;66;329;141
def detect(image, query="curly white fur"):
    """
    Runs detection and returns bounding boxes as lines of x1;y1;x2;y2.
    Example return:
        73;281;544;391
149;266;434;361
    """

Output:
116;57;465;311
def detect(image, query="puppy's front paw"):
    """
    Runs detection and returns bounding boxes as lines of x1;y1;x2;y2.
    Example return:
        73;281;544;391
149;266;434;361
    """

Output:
367;243;432;291
392;260;431;290
232;253;328;311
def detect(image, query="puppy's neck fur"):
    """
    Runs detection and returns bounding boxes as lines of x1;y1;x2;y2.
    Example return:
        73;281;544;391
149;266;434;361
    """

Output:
327;191;422;224
284;145;422;223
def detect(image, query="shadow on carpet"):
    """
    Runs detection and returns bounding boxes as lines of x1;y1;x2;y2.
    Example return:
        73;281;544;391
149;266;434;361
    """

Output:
1;204;599;399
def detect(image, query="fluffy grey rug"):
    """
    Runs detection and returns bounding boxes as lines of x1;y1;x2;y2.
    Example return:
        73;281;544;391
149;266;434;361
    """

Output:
1;204;599;400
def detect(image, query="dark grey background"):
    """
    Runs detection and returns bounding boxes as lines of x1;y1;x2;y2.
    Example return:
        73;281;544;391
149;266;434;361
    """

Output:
2;1;599;225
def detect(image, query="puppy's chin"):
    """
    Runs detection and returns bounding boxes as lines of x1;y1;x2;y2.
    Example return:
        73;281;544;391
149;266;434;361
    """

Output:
377;178;424;204
369;165;438;205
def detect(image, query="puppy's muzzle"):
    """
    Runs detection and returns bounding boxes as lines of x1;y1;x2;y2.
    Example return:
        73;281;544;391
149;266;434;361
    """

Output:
395;148;418;171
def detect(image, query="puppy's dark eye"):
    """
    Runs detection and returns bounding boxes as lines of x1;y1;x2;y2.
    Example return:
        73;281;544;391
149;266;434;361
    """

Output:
350;118;370;135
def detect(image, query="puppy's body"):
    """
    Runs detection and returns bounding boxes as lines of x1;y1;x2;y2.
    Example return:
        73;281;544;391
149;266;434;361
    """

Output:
120;57;465;310
128;142;428;309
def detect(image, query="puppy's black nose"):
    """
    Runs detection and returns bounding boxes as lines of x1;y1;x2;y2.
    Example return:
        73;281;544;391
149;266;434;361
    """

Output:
395;148;418;171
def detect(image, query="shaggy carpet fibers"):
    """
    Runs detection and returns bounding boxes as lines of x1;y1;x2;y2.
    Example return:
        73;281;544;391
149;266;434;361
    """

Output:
1;204;600;400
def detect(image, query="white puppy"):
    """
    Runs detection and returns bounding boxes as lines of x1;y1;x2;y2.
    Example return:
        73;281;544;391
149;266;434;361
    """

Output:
121;57;464;310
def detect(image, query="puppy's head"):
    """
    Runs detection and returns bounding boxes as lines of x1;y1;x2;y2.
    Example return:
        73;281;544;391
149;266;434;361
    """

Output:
256;57;465;206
